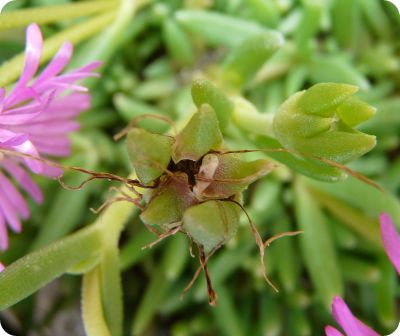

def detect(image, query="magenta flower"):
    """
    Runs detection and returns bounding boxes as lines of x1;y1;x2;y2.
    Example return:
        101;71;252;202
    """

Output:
0;23;100;251
325;296;379;336
379;213;400;274
325;213;400;336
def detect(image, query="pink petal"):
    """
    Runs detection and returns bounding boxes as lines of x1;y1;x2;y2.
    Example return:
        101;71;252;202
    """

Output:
325;326;344;336
0;210;8;250
5;24;42;106
35;42;73;83
12;140;43;174
10;120;79;136
0;104;42;124
0;130;28;147
70;61;102;74
0;262;4;272
2;160;43;203
380;213;400;274
35;93;90;119
38;82;88;93
0;89;55;124
0;187;22;233
0;88;5;105
0;172;29;219
3;87;41;110
40;164;63;177
19;24;43;85
30;136;71;157
332;296;379;336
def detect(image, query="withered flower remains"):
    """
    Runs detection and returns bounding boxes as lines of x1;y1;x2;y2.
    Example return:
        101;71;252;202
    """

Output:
125;85;275;304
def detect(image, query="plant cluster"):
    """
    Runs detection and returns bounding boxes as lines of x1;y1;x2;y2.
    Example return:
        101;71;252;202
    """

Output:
0;0;399;335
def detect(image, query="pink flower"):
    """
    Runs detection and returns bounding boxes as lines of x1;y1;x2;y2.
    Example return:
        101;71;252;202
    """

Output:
325;296;379;336
379;213;400;274
325;213;400;335
0;23;100;251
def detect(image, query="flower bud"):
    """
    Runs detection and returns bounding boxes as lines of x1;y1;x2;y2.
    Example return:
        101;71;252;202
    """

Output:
273;83;376;163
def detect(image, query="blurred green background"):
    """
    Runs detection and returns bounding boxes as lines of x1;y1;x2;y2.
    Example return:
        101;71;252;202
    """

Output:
0;0;400;335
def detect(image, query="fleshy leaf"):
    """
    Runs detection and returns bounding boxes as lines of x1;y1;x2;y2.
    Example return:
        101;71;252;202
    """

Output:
126;128;173;185
162;18;194;66
191;78;233;131
182;200;240;252
194;153;274;199
140;173;196;227
221;31;284;88
0;227;102;310
294;181;343;308
172;104;223;163
336;97;376;127
298;83;358;117
273;83;376;163
82;267;112;336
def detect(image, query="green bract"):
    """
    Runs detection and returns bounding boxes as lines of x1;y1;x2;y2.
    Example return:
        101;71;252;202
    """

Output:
273;83;376;163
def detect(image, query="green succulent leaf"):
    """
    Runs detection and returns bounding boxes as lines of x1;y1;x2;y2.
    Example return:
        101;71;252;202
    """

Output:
221;31;284;88
82;267;112;336
273;83;376;163
172;104;223;163
191;78;233;131
126;128;173;185
0;227;103;310
162;18;194;66
183;200;240;252
294;180;343;308
255;135;347;182
297;82;358;117
175;10;267;47
336;97;376;127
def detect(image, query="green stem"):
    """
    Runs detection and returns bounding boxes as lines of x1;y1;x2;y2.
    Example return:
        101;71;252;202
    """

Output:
89;172;139;336
232;103;275;137
82;267;112;336
100;246;123;336
0;0;118;31
0;11;116;87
